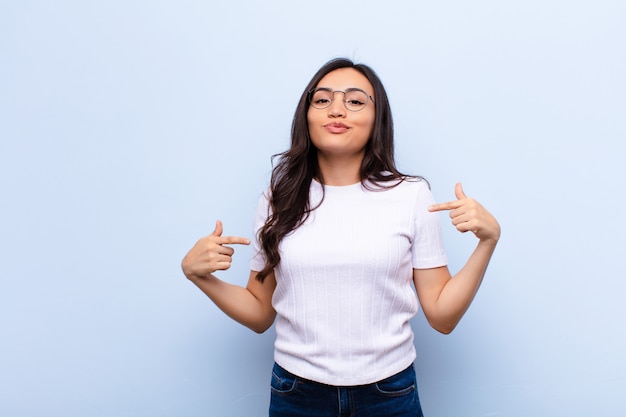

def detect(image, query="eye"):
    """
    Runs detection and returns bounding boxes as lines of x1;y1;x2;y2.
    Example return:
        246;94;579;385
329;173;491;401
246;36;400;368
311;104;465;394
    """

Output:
344;90;369;108
310;89;334;108
346;99;365;106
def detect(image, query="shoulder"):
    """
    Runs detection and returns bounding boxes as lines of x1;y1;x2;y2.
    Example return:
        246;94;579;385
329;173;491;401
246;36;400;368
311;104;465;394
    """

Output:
366;175;430;194
254;188;272;218
398;176;430;191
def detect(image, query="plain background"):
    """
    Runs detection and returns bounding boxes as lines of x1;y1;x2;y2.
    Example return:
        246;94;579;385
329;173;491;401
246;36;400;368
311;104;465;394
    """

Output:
1;1;625;416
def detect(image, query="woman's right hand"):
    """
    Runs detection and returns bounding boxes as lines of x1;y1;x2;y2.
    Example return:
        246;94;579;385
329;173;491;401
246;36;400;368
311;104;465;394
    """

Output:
181;220;251;280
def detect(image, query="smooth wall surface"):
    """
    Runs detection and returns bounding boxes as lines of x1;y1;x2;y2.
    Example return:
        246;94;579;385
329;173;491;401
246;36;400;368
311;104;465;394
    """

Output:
1;1;625;416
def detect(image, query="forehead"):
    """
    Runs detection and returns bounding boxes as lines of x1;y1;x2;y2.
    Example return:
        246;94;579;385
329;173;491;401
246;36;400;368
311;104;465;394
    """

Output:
315;68;373;93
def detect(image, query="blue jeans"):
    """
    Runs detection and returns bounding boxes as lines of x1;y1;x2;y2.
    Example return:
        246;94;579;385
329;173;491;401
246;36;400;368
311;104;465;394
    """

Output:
269;363;424;417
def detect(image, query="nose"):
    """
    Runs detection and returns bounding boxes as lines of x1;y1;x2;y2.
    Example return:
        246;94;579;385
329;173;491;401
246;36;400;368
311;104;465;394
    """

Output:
327;91;345;117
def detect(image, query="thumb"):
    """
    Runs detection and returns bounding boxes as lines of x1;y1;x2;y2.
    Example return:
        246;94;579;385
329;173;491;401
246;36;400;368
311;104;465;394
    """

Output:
211;219;223;237
455;182;467;200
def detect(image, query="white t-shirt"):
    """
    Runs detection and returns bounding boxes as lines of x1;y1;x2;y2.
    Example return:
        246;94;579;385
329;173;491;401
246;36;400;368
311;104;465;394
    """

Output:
250;178;447;386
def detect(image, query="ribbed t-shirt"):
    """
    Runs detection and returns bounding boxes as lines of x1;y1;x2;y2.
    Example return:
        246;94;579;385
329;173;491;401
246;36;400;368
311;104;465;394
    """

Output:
250;178;447;386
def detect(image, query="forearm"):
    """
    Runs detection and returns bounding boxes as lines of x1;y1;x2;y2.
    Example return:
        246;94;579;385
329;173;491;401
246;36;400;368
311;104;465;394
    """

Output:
432;239;497;332
423;183;500;333
188;274;275;333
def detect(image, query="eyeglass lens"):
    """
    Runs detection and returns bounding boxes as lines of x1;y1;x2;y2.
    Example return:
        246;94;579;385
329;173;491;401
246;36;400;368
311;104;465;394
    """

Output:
310;88;370;111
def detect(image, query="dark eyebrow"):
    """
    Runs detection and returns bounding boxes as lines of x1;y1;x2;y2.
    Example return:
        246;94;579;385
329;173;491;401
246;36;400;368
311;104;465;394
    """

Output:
313;87;371;94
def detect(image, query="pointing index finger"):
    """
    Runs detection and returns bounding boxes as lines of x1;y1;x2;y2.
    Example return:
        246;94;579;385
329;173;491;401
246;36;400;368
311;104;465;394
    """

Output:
429;182;468;212
428;200;463;212
218;235;251;245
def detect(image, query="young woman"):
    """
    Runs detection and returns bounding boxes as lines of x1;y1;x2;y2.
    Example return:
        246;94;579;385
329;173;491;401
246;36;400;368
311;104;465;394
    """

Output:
181;58;500;417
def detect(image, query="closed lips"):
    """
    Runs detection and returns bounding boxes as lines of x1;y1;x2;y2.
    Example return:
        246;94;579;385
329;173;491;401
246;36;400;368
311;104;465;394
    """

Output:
324;123;349;132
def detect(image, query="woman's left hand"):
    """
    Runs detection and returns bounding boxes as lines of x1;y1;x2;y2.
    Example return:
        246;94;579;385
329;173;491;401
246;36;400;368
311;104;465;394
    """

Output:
428;182;501;243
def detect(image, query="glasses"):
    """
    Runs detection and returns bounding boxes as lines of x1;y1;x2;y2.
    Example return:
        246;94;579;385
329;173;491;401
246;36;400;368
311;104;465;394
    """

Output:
308;88;375;112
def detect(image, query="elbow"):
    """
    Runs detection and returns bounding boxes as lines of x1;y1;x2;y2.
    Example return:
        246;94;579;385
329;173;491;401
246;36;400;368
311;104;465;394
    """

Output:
249;323;272;334
434;324;456;335
247;313;276;334
429;318;459;335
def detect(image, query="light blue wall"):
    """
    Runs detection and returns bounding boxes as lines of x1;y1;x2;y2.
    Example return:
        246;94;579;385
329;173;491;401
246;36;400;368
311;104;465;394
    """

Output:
1;1;625;416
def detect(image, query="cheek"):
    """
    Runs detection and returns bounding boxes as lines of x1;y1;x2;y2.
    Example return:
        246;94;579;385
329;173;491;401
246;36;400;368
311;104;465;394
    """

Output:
306;109;314;126
307;110;322;140
358;113;375;137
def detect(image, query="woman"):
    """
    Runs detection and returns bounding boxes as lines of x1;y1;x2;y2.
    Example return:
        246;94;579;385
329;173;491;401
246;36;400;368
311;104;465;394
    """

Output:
181;58;500;417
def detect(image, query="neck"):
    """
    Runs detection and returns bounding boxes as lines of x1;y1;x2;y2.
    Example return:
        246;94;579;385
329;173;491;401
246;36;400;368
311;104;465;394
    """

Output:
316;152;363;186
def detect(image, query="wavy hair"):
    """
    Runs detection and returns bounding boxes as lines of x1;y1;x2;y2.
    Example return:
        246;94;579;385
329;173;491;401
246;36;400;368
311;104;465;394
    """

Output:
256;58;420;282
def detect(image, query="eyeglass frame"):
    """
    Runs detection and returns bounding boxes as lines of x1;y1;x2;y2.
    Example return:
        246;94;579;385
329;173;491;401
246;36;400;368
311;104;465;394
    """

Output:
308;87;375;112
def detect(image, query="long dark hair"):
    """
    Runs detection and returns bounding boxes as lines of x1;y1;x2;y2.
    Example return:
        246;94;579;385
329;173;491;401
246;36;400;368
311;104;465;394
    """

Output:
256;58;418;282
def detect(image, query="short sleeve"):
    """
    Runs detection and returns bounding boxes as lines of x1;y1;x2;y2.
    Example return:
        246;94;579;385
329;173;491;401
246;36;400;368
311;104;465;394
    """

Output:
411;183;448;269
250;191;270;272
